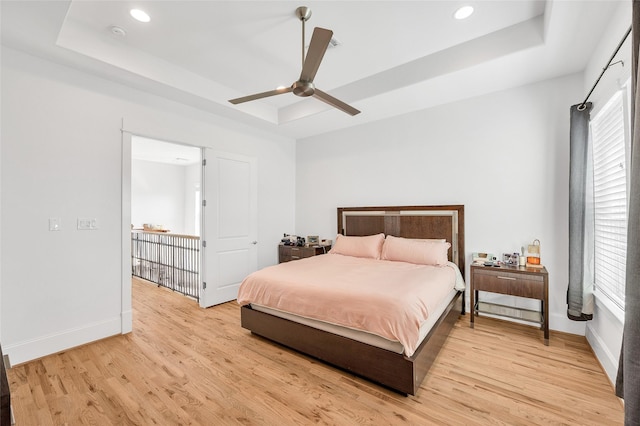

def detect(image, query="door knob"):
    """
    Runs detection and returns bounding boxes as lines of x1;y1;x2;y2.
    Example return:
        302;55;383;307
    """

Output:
251;241;258;245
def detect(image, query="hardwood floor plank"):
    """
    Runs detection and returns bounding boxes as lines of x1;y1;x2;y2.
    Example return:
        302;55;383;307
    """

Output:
7;278;623;425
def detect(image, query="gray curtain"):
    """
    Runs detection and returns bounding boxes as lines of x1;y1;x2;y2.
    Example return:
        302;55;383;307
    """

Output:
567;102;594;321
616;2;640;423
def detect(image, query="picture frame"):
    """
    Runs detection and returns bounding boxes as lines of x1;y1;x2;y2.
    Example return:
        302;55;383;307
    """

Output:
472;252;494;265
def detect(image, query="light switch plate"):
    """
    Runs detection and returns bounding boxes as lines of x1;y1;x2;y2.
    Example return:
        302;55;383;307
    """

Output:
77;218;98;230
49;217;61;231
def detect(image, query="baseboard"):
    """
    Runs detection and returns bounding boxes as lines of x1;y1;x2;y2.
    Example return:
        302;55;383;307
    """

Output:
549;312;587;335
465;299;587;336
121;309;133;334
586;324;618;385
3;316;122;366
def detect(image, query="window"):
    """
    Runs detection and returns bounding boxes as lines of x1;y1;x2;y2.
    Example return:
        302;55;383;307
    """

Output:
589;89;630;311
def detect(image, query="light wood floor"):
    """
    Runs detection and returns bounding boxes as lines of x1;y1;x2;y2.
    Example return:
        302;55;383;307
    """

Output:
8;277;623;425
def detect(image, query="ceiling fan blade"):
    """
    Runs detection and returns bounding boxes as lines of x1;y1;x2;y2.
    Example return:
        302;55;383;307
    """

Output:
313;89;361;116
229;87;292;105
299;27;333;83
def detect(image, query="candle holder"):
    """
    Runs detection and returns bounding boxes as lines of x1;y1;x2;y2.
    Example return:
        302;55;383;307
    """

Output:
526;239;543;268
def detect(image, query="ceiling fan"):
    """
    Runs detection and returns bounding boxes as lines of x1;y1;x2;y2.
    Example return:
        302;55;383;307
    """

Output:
228;6;361;116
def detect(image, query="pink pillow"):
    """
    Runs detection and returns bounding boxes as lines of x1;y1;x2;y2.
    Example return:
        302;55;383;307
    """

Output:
381;235;450;265
330;233;385;259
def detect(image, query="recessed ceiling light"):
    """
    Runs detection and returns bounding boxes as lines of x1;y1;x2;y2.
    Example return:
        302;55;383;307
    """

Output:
130;9;150;23
454;6;474;20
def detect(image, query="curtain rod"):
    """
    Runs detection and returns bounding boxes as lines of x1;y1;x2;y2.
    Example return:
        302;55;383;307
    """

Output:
578;26;632;111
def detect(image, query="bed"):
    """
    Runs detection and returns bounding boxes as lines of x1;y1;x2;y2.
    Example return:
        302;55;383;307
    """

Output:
238;205;465;395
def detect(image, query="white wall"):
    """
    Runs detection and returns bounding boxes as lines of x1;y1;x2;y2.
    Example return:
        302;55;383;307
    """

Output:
584;3;632;116
296;73;586;336
184;163;201;236
0;47;296;364
131;159;195;235
583;1;631;385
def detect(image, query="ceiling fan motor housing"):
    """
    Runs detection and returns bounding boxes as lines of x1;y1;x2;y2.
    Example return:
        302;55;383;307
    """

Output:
296;6;312;21
292;81;315;97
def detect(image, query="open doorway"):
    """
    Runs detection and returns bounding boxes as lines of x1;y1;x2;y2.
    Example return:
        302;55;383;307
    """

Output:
130;136;202;301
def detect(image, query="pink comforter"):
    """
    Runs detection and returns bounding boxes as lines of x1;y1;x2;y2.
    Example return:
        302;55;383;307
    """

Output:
237;253;458;356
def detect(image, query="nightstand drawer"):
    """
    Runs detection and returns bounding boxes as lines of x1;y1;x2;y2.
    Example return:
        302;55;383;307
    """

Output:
288;247;310;259
473;269;544;299
278;244;331;263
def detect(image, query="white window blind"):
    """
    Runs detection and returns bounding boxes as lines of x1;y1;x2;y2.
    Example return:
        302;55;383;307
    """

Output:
590;90;628;310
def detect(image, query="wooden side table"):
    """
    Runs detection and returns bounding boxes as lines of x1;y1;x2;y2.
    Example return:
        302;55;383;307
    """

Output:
278;244;331;263
470;264;549;345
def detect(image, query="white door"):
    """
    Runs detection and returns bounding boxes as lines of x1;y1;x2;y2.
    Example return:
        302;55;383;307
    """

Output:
200;150;258;308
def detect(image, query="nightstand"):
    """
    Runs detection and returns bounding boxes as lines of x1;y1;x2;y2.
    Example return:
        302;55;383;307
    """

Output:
278;244;331;263
470;264;549;345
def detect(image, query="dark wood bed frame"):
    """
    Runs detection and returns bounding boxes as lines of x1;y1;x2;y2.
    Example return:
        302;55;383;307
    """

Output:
241;205;465;395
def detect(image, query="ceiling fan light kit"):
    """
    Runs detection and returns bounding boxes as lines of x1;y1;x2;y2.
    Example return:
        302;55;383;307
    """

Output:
228;6;360;116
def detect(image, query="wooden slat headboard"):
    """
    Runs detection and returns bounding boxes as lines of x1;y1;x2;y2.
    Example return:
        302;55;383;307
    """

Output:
337;205;465;276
